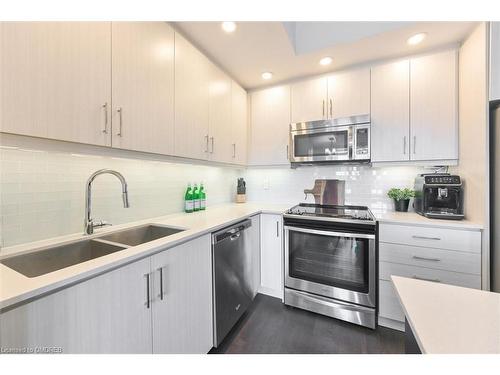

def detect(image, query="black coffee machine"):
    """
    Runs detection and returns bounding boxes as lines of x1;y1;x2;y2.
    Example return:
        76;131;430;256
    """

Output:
414;173;464;220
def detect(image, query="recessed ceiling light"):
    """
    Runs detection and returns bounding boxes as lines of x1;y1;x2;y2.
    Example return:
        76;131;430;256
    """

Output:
319;56;333;66
221;22;237;33
261;72;273;80
407;32;427;46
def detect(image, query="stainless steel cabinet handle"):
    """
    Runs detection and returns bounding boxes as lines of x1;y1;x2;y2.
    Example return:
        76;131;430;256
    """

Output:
204;135;209;153
329;99;333;117
116;107;123;136
403;136;406;154
102;103;108;134
232;143;236;158
158;267;164;301
286;145;289;160
413;275;441;283
276;221;279;237
322;100;325;118
144;273;151;308
413;135;416;154
412;235;441;241
210;137;214;154
412;255;441;262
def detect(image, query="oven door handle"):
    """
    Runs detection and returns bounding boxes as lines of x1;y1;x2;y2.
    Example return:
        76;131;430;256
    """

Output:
284;225;375;240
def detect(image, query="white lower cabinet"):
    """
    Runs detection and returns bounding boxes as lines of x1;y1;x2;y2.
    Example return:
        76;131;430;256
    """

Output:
259;214;284;299
249;215;261;297
0;257;153;354
0;235;214;354
377;223;482;331
151;234;213;354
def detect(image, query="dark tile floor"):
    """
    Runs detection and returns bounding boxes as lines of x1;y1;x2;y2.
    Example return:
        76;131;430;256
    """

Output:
210;294;405;354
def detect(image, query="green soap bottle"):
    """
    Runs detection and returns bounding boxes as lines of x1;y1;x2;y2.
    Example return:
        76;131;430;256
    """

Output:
193;183;200;212
184;183;194;213
199;183;206;210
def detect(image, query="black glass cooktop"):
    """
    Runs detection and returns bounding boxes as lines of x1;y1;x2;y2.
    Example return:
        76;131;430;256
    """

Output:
285;203;375;222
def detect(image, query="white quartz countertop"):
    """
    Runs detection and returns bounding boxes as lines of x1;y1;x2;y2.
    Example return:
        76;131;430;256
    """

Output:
0;203;289;311
392;275;500;354
373;210;483;231
0;202;483;311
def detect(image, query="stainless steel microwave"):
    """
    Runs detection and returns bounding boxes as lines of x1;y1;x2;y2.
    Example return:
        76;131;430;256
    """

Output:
289;115;371;164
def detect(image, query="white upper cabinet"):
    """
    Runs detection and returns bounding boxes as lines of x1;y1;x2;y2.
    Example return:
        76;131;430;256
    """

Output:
371;60;410;162
207;62;233;163
248;85;291;166
291;76;328;123
231;81;248;165
0;22;112;146
491;22;500;101
410;50;458;161
111;22;175;155
327;68;370;119
174;32;210;160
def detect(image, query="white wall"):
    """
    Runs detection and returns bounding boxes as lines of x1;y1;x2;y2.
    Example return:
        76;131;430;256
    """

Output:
450;22;489;289
451;23;488;224
244;164;426;212
0;135;242;248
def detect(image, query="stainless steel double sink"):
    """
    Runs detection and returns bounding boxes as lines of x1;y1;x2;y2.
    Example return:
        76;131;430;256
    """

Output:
0;224;185;278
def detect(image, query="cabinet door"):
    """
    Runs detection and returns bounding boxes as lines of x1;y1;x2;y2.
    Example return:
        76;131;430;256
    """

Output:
231;80;248;165
111;22;174;155
248;85;291;166
249;214;261;297
151;235;213;354
291;76;328;122
207;62;233;163
491;22;500;101
371;60;410;162
327;68;370;119
410;50;458;161
0;22;111;146
174;33;210;160
0;258;152;353
260;214;283;299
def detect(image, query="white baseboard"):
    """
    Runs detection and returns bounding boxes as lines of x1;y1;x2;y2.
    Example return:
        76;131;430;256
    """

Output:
378;316;405;332
257;286;284;301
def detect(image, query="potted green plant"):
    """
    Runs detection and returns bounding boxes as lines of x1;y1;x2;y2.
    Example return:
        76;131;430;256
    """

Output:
387;188;415;212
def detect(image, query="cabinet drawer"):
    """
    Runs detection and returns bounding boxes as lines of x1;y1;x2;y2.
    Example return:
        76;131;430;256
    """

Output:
379;279;404;322
379;261;481;289
379;242;481;275
379;223;481;253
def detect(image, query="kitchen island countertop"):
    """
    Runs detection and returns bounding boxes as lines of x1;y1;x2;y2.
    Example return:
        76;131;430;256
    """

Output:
392;275;500;354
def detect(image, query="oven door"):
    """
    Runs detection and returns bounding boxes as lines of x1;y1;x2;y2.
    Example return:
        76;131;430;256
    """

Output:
290;125;352;163
284;225;376;307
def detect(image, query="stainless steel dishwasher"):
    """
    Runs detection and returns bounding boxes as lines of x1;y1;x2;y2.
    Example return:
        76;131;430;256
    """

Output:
212;219;253;347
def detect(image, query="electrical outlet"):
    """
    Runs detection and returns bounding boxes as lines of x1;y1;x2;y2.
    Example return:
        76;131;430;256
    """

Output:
263;177;270;190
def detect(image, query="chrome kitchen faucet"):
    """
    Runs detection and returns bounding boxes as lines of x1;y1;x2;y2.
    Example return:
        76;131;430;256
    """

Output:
84;169;130;235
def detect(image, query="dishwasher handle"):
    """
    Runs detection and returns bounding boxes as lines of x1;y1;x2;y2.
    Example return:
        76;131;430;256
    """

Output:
213;219;252;244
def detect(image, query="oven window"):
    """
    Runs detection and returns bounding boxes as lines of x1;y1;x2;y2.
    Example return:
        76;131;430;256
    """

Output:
288;230;369;293
294;130;348;157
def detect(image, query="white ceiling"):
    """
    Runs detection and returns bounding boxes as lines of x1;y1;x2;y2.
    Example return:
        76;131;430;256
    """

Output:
174;21;477;90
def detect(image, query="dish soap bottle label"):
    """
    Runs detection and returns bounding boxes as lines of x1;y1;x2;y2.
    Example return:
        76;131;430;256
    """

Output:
184;183;194;213
193;184;200;211
200;183;206;210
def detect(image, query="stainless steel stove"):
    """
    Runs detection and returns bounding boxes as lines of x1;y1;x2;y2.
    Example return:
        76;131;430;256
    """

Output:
285;203;376;223
283;203;378;329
